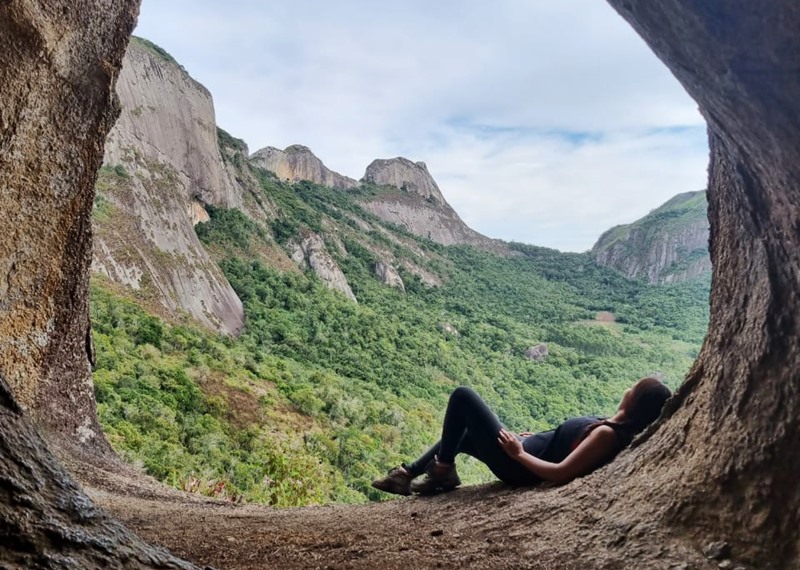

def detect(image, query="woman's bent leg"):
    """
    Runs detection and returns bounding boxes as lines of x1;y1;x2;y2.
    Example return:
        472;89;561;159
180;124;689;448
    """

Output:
438;386;503;463
439;387;540;485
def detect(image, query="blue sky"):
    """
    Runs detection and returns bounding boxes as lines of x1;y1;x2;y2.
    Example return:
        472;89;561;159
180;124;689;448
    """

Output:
134;0;708;252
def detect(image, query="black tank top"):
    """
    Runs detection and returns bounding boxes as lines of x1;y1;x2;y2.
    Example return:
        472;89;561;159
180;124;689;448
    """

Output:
522;416;604;462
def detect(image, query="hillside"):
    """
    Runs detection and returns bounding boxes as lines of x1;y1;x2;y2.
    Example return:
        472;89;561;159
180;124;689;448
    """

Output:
92;146;710;506
87;37;712;507
591;190;710;284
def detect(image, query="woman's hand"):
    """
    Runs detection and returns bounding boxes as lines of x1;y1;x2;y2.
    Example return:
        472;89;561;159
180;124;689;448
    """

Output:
518;431;535;437
497;428;525;460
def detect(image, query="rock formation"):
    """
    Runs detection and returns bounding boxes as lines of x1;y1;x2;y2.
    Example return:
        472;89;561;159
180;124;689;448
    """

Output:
587;1;800;567
0;1;196;566
523;343;548;362
363;158;446;203
373;260;405;291
95;37;244;335
289;232;357;301
360;158;502;249
250;145;359;189
592;190;710;283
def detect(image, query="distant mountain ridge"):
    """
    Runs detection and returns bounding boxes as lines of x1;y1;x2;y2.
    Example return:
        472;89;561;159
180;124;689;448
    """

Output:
93;36;507;334
248;145;502;250
94;36;706;341
591;190;710;284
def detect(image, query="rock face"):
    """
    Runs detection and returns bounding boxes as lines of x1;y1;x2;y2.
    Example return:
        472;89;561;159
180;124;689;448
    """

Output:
95;37;244;335
373;260;405;291
363;158;446;203
0;0;133;447
251;145;359;189
360;158;501;249
598;1;800;568
523;344;548;362
289;232;357;301
0;2;196;567
105;37;241;208
592;190;710;283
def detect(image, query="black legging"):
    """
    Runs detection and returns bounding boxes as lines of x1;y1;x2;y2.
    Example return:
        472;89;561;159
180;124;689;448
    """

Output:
405;386;546;486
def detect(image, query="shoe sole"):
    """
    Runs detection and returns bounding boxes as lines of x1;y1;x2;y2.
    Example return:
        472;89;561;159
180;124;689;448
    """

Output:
411;483;460;496
371;482;412;496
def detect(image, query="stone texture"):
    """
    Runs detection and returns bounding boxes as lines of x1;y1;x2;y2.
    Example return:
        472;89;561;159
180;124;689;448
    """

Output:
373;260;405;291
0;1;196;566
360;157;505;250
289;232;357;302
523;343;548;362
592;190;711;284
95;37;244;335
250;145;359;189
363;157;446;203
0;0;136;446
596;1;800;567
104;37;241;209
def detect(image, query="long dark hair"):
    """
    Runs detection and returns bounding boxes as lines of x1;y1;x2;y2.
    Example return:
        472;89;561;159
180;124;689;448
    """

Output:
604;377;672;446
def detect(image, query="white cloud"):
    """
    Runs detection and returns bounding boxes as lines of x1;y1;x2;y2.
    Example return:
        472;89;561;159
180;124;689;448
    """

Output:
134;0;708;251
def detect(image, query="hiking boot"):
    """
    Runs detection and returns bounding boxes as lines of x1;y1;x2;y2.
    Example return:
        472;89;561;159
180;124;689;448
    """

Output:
372;465;413;496
410;458;461;495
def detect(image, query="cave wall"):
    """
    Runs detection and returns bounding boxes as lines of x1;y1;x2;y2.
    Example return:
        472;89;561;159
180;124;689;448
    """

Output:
599;1;800;567
0;0;137;447
0;1;199;566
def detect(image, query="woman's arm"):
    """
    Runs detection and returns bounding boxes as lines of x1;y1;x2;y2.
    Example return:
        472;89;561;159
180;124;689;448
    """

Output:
497;427;620;484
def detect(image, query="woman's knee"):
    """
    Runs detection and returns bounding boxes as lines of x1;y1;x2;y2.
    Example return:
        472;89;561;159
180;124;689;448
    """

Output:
450;386;478;403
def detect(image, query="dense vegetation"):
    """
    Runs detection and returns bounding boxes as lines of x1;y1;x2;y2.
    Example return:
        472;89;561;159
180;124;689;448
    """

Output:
92;172;710;507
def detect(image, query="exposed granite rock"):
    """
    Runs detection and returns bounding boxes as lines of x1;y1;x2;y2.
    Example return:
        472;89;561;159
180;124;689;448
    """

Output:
360;157;505;251
360;193;499;248
439;323;459;336
217;129;278;221
105;37;241;208
402;261;442;288
523;344;548;362
363;158;446;203
289;232;357;301
592;190;710;284
96;37;244;335
0;0;138;447
0;2;197;566
374;260;405;291
251;145;359;189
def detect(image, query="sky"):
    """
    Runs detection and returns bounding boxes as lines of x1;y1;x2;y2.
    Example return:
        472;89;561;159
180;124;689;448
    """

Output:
134;0;709;252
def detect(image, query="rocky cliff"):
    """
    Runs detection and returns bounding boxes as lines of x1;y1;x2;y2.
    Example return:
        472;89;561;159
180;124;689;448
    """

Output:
288;232;357;301
95;37;244;335
591;190;710;283
251;148;504;251
251;145;359;189
359;158;502;250
363;158;446;203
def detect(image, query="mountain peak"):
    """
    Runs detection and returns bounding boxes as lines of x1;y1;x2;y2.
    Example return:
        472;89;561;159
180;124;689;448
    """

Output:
250;145;358;190
362;157;445;204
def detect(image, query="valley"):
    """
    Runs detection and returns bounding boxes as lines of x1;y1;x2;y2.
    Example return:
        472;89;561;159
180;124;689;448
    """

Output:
89;37;710;507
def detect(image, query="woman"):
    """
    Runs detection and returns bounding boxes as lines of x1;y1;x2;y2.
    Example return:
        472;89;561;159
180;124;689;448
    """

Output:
372;377;671;495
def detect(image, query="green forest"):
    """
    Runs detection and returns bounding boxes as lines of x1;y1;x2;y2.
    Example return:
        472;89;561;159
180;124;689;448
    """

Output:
91;165;710;507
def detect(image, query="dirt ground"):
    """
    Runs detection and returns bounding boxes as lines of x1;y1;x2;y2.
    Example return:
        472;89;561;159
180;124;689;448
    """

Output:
69;455;717;570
